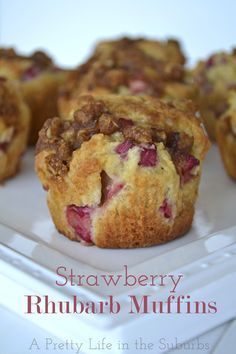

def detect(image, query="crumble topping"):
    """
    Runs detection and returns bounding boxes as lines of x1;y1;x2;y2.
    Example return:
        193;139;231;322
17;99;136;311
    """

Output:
0;47;60;81
36;96;198;182
61;37;187;99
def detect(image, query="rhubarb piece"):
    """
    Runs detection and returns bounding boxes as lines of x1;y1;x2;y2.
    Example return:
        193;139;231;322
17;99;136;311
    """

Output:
159;199;172;219
21;66;42;81
129;79;149;94
66;205;94;243
115;140;135;158
67;177;124;241
107;182;124;199
181;154;199;184
101;171;124;204
139;144;157;167
173;153;200;184
116;141;157;167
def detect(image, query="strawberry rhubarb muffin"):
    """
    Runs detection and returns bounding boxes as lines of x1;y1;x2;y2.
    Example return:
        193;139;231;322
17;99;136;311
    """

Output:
216;92;236;180
0;77;30;182
0;48;67;144
95;37;186;65
193;49;236;140
36;95;209;248
58;37;195;118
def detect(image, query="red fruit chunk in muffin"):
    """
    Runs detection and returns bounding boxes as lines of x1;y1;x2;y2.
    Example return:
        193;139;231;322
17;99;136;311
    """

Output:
21;66;42;81
101;171;124;203
66;205;94;243
139;144;157;167
159;198;172;219
129;79;150;94
175;153;200;184
115;140;135;158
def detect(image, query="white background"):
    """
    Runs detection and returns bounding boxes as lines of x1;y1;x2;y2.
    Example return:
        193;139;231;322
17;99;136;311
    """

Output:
0;0;236;68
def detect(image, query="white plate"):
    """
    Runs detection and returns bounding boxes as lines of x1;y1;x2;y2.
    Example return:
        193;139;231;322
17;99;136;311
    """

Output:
0;145;236;353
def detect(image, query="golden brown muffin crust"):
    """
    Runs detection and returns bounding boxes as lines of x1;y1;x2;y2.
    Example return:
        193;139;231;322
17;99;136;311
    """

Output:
36;95;209;248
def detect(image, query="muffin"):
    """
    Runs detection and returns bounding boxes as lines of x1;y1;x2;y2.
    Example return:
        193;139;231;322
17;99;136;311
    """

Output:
216;91;236;180
95;37;186;65
193;49;236;140
0;77;30;182
36;95;210;248
0;48;68;144
58;37;195;118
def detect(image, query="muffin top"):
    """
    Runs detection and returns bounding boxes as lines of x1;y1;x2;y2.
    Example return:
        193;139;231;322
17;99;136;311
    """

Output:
36;95;209;184
94;37;185;65
193;49;236;95
0;47;60;81
60;37;188;100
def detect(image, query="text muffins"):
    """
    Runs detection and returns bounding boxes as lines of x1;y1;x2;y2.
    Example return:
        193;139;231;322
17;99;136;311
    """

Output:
36;95;209;248
0;77;30;182
193;49;236;140
0;48;67;144
216;92;236;180
58;37;195;118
